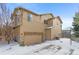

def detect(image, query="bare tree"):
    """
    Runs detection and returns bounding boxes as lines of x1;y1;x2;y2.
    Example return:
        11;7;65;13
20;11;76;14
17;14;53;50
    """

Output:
0;3;12;44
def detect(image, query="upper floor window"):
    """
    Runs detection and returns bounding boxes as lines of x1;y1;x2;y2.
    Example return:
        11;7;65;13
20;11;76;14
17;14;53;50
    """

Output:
44;20;48;24
16;10;21;15
12;15;21;26
27;14;32;22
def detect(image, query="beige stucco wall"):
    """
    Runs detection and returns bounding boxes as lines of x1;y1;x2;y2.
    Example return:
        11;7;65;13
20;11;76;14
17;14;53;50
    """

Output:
51;17;62;39
40;14;53;40
20;10;45;45
44;17;62;40
40;14;53;23
22;10;45;32
40;14;62;40
51;29;55;39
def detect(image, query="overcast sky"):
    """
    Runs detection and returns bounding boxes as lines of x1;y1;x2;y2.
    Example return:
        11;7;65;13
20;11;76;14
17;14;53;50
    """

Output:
6;3;79;29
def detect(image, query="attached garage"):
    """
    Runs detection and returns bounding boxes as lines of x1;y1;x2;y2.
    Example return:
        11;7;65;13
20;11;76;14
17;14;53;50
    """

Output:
24;32;43;45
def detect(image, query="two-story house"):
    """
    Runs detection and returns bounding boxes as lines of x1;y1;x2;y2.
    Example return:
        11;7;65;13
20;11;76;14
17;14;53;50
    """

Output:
11;7;45;45
11;7;62;45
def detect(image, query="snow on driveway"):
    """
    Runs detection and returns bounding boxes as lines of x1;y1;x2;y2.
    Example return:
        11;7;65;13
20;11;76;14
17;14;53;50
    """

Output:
0;38;79;55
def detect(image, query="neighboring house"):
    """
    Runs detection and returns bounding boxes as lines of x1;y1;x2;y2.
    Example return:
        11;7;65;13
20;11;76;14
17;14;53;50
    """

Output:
41;14;62;40
11;7;62;45
52;16;62;39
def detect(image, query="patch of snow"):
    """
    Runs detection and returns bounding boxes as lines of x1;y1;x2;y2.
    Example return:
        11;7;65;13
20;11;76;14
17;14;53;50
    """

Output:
0;38;79;55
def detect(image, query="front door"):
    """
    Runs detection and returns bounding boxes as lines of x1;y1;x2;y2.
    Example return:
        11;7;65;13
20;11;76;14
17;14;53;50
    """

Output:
45;29;51;40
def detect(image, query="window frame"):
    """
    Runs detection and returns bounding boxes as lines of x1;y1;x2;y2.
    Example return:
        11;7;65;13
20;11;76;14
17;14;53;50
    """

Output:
27;14;32;22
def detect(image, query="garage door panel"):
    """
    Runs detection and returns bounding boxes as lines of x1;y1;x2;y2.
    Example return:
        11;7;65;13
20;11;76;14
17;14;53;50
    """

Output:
24;32;43;45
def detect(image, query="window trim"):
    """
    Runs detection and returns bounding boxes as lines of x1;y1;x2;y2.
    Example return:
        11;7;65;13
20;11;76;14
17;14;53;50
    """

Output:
27;14;32;22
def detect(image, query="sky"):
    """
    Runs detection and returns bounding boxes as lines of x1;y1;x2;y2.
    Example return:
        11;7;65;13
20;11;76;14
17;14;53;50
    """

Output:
6;3;79;29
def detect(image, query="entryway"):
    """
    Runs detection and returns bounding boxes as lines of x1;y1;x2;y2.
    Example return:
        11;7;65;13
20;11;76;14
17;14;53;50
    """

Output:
45;29;51;40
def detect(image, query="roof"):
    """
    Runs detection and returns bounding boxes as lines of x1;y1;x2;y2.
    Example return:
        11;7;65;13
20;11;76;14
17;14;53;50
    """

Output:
40;13;54;17
55;16;63;23
44;16;63;24
46;18;54;21
14;7;39;16
13;7;54;17
12;7;62;23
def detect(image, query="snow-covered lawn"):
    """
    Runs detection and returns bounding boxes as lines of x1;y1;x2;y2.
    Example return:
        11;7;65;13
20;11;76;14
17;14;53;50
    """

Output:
0;38;79;55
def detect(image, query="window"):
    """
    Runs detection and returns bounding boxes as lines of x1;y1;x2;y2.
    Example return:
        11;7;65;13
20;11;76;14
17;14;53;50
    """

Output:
15;16;20;25
44;20;48;24
16;10;21;15
27;14;32;22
